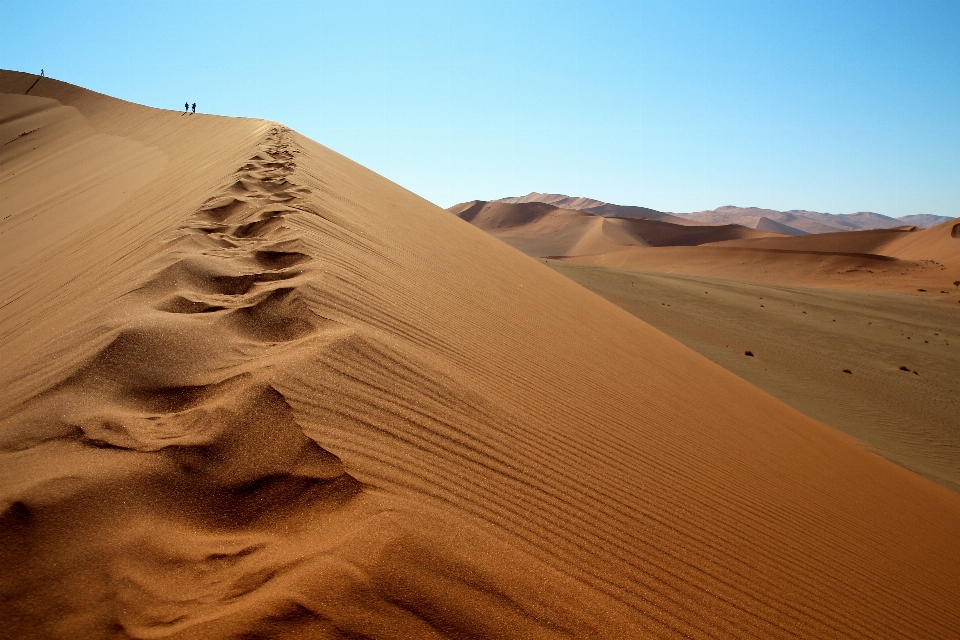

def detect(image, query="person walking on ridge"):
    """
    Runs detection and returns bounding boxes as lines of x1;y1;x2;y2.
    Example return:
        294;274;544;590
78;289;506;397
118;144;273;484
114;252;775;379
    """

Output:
192;103;196;114
40;69;44;77
184;102;189;113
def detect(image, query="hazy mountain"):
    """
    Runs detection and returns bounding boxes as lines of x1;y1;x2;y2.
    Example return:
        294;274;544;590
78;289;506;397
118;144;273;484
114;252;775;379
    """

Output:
897;214;956;228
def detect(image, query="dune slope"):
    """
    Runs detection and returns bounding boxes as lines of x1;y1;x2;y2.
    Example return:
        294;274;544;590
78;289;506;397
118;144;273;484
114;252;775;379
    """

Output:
2;72;960;639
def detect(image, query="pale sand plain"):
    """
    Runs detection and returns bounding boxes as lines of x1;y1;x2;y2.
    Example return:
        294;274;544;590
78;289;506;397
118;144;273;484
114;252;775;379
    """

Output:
2;71;960;638
543;261;960;493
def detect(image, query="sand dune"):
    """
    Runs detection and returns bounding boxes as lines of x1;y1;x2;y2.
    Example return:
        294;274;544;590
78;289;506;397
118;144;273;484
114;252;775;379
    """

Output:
677;205;952;234
455;200;959;289
882;216;960;269
495;193;699;225
679;207;866;234
493;194;952;233
561;218;960;292
754;216;811;236
709;226;919;254
451;200;781;258
497;191;607;210
3;71;960;639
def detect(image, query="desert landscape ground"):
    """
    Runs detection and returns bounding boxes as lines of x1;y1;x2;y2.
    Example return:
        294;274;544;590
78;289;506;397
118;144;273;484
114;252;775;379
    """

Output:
3;70;960;639
543;261;960;493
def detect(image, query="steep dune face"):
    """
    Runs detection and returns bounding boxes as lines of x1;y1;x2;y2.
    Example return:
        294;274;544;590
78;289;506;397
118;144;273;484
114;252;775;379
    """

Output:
3;72;960;639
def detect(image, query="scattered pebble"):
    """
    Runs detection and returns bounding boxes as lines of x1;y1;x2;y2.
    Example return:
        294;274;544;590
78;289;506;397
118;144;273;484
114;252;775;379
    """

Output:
744;351;754;357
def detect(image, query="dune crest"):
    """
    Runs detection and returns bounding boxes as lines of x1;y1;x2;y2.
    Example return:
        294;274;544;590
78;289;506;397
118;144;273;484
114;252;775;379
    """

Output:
3;72;960;638
2;123;625;638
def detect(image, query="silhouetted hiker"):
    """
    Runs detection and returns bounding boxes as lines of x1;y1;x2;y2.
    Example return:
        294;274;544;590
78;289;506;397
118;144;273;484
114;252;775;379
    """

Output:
192;103;196;114
40;69;44;77
185;102;189;112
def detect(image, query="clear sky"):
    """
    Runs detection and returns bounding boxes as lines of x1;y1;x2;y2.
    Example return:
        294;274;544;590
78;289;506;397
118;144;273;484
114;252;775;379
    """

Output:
3;1;958;217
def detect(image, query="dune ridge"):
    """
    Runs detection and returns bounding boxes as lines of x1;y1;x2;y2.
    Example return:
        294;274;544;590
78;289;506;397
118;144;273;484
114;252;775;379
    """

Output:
450;199;781;258
493;193;952;233
3;72;960;638
3;120;632;638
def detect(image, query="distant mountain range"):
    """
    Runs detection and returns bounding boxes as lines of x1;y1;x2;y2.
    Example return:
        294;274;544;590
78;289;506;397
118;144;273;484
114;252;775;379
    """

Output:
495;193;952;235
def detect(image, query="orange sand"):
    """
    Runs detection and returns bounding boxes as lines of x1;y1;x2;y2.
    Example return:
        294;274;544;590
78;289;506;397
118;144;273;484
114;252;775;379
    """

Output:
3;71;960;638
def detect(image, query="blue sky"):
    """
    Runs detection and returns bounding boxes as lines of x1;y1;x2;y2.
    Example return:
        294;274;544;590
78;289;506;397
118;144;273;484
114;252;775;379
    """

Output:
3;0;958;216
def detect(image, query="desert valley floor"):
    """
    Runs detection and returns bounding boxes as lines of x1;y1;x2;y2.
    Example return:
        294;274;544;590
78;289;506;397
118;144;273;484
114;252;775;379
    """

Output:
1;70;959;639
543;261;960;493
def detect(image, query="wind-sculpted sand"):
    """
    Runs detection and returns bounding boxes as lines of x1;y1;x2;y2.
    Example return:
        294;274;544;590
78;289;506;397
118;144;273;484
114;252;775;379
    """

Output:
3;71;960;639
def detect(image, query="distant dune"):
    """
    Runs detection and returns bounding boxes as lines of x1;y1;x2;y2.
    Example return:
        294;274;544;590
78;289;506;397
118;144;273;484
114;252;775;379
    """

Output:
495;192;698;225
494;192;953;234
4;70;960;638
496;191;607;210
710;226;919;254
677;205;950;235
450;200;781;258
453;199;960;291
632;220;960;290
457;197;960;291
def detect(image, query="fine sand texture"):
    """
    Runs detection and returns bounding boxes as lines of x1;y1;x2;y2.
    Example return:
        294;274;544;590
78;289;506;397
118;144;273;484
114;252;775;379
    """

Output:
544;261;960;493
3;71;960;638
